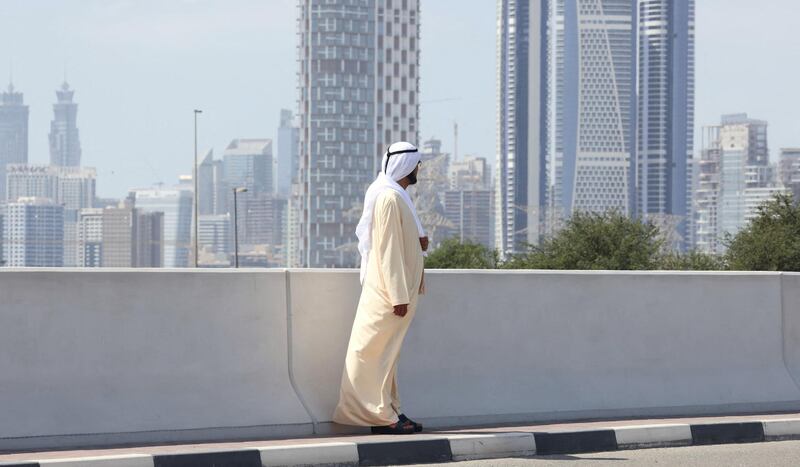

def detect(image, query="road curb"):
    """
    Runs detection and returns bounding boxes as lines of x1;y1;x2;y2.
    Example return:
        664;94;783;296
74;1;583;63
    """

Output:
3;418;800;466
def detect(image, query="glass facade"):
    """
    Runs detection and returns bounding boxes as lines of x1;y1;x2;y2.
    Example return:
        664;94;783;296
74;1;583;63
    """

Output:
0;83;29;202
636;0;695;249
496;0;548;255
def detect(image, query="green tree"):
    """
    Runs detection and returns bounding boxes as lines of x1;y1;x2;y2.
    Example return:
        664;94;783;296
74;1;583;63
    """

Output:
425;238;499;269
726;193;800;271
656;251;727;271
503;210;663;270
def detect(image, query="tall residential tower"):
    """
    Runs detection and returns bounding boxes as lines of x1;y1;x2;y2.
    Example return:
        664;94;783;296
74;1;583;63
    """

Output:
296;0;420;267
497;0;639;253
496;0;549;255
636;0;695;249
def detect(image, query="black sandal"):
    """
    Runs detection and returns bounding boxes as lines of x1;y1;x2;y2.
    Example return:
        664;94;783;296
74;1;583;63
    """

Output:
371;422;415;435
399;414;423;432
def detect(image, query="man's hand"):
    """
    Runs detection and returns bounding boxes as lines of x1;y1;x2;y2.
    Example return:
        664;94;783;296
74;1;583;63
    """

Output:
419;236;429;252
393;304;409;317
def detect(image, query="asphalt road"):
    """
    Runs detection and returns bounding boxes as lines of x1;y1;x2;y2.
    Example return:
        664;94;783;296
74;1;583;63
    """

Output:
408;440;800;466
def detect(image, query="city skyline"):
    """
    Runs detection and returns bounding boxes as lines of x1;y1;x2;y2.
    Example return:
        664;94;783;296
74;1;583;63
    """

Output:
1;0;796;200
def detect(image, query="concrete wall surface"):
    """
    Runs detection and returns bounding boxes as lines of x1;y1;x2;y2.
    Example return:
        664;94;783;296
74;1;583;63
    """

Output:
0;269;311;450
290;270;800;430
1;269;800;449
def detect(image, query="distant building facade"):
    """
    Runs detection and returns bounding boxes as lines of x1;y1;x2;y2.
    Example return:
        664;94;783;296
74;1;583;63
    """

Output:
6;164;95;267
276;109;299;197
779;148;800;200
101;204;135;267
198;149;226;215
199;214;231;257
132;210;164;268
223;139;274;247
77;208;103;267
450;156;491;191
130;186;192;267
694;114;774;253
57;167;96;210
3;197;64;267
444;189;494;249
6;164;58;202
694;126;721;253
444;153;493;248
224;139;272;195
6;164;95;208
101;202;164;268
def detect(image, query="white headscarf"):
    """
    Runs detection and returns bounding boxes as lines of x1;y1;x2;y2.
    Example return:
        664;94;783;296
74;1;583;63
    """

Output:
356;141;426;285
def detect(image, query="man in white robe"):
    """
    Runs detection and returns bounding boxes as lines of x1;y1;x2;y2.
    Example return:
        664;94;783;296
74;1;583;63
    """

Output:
333;142;427;435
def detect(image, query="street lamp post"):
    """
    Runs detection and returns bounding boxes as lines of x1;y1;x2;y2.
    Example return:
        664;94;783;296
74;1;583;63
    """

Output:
193;109;202;267
232;187;248;268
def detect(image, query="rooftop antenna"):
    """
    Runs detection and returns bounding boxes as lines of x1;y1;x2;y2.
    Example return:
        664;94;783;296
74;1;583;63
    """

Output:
7;59;14;92
62;60;70;88
453;121;459;162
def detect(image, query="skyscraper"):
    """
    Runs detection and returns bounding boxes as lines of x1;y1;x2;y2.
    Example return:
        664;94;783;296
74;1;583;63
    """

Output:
694;114;774;253
223;138;273;246
552;0;636;220
717;114;771;240
198;149;226;215
0;82;29;202
223;139;273;194
4;197;64;267
496;0;549;255
276;109;299;197
694;126;720;253
296;0;420;267
636;0;695;249
49;81;82;167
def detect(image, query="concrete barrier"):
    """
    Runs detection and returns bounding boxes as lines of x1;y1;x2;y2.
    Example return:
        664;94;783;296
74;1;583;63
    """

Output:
2;268;800;450
781;273;800;389
0;269;311;450
286;269;363;433
289;270;800;428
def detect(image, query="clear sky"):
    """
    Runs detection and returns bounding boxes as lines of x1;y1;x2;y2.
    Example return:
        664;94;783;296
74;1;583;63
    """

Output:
0;0;797;199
